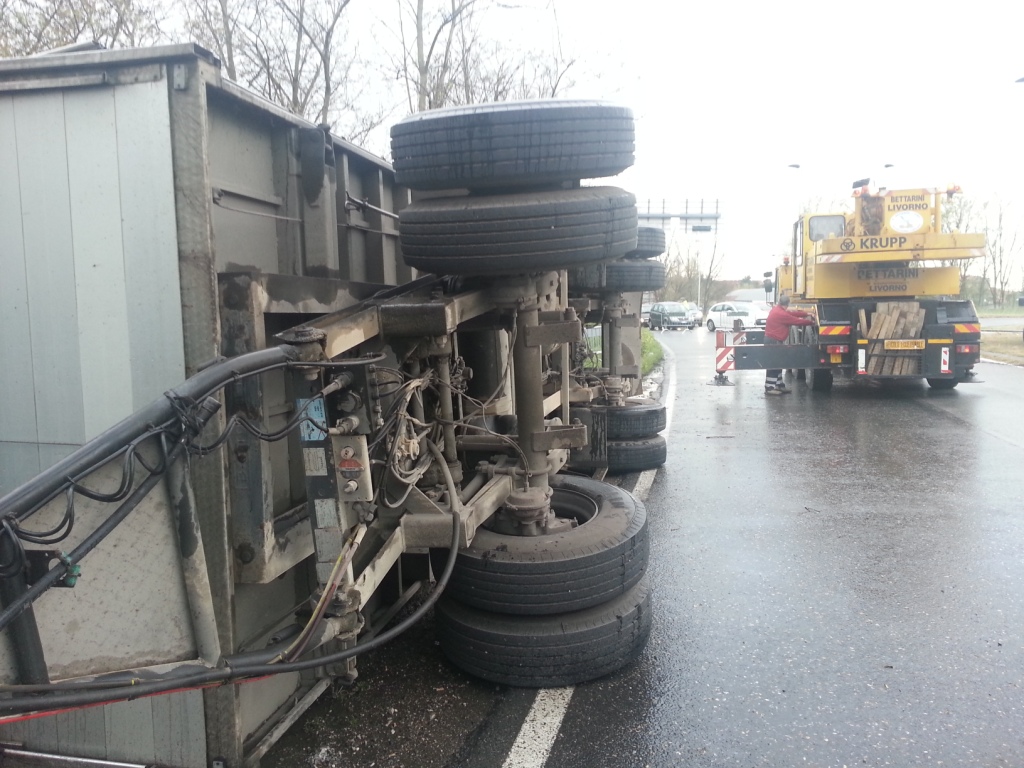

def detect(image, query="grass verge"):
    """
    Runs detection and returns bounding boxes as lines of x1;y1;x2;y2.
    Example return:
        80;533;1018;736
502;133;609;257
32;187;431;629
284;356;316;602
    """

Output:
981;330;1024;367
641;328;664;376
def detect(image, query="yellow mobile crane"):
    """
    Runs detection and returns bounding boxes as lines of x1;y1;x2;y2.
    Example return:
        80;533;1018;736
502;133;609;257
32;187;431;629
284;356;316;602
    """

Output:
730;180;985;391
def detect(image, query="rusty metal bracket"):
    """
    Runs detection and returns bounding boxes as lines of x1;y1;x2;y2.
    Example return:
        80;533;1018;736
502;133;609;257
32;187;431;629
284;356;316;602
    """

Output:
345;192;400;221
524;309;583;347
616;313;640;328
531;423;587;452
524;320;582;347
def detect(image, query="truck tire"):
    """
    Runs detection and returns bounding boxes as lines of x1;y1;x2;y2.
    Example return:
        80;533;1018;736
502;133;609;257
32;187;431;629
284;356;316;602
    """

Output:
399;187;638;275
625;226;666;259
807;367;833;393
437;475;648;615
435;575;652;687
568;259;666;293
607;435;667;473
571;397;666;440
926;377;958;390
390;100;635;191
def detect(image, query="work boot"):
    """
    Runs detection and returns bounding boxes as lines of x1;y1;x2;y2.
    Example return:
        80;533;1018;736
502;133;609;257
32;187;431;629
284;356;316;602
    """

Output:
765;389;783;396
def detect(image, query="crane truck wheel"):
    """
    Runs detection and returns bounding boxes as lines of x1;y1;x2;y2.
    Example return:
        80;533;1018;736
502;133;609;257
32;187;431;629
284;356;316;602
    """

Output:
568;259;666;293
624;226;666;259
926;377;959;390
390;100;635;191
435;574;652;687
398;186;638;275
806;368;834;393
433;474;649;615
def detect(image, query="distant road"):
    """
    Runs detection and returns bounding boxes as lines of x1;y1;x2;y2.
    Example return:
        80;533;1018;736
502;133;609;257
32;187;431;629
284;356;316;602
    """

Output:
980;316;1024;329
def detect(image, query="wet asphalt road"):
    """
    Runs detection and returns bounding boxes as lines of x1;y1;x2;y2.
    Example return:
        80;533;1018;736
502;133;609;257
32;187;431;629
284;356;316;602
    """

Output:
615;330;1024;767
267;330;1024;768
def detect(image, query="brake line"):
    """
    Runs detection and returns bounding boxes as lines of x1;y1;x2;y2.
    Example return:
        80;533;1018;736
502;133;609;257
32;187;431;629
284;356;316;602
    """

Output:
0;510;461;717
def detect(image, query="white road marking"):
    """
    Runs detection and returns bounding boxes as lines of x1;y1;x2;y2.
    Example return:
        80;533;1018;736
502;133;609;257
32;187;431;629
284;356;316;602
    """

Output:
632;341;673;507
503;343;675;767
633;468;656;502
660;341;677;435
503;687;574;768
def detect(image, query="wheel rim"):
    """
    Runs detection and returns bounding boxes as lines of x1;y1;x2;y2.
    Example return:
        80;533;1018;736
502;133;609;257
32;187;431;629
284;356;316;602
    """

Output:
482;486;599;534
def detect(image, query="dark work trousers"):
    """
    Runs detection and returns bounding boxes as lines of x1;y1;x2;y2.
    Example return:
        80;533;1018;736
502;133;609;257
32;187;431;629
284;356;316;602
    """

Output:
765;336;784;390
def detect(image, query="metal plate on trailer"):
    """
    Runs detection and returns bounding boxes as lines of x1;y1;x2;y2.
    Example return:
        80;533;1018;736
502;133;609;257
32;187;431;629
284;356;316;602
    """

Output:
884;339;925;350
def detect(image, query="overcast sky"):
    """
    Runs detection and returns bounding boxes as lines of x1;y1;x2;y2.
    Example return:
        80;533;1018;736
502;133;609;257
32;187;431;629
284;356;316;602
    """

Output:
357;0;1024;281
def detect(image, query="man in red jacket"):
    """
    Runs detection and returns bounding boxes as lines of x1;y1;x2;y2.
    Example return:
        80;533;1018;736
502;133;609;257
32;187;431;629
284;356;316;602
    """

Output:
764;295;815;394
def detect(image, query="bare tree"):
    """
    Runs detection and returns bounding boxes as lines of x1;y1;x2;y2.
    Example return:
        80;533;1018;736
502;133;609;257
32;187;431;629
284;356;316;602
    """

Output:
661;234;701;303
393;0;475;112
941;192;982;292
182;0;386;144
982;200;1021;308
235;0;349;123
699;238;726;310
182;0;240;79
0;0;164;56
390;0;574;113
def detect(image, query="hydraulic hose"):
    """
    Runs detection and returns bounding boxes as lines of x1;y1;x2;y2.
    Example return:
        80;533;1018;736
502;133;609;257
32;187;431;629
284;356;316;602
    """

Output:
0;398;221;635
0;509;462;716
0;346;302;523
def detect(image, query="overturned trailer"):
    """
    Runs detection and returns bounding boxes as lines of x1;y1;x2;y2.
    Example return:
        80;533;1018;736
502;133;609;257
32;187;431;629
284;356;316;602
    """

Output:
0;46;661;767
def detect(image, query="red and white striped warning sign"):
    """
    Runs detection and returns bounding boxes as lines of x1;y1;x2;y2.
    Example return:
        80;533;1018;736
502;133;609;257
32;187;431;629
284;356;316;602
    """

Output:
716;346;735;373
716;330;746;347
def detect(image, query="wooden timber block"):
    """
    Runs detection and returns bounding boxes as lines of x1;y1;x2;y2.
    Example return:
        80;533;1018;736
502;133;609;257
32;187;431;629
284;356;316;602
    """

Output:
891;313;908;340
880;310;901;339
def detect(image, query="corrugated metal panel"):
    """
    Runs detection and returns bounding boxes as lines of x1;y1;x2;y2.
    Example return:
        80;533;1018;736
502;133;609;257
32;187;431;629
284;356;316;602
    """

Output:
105;699;157;761
64;87;135;439
2;691;206;766
12;91;86;447
114;79;186;407
56;706;107;758
0;96;37;456
152;691;207;766
0;443;40;499
208;101;281;273
0;81;185;493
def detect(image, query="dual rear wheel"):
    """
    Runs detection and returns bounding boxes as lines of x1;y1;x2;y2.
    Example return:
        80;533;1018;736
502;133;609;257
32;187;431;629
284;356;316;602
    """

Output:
434;474;653;687
394;101;654;687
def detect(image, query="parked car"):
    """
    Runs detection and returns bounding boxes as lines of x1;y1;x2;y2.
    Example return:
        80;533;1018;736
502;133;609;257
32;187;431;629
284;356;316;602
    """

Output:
685;304;703;326
649;301;695;330
640;304;652;327
704;301;771;331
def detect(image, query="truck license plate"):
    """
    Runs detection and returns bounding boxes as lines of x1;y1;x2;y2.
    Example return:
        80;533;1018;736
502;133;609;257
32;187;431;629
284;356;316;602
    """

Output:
884;339;925;350
830;353;843;363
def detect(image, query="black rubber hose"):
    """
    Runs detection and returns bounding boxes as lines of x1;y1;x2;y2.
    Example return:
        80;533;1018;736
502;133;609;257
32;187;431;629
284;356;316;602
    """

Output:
0;511;461;715
0;346;302;524
0;399;221;636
